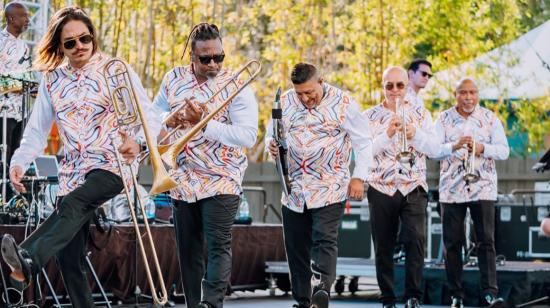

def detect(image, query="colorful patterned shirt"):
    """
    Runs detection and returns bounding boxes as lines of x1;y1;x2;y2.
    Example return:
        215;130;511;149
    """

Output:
265;83;372;213
11;53;162;196
0;28;32;121
433;106;509;203
365;100;439;197
153;65;258;202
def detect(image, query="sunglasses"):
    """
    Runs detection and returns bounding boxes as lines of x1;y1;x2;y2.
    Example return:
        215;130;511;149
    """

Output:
384;82;406;91
63;34;93;50
418;70;433;78
195;54;225;65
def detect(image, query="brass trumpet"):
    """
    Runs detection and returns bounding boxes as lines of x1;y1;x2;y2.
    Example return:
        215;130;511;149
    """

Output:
103;58;170;305
395;98;415;166
157;60;262;169
463;137;480;183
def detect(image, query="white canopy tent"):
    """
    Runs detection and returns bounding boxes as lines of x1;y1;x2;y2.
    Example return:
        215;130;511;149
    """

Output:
425;20;550;101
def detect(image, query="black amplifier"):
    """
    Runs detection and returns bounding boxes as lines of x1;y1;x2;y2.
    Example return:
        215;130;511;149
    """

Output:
337;199;372;258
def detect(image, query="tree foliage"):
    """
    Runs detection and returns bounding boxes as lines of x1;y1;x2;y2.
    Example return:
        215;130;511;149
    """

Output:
45;0;549;158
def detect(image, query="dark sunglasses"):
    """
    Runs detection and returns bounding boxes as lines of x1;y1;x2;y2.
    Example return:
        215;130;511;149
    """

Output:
63;34;93;50
419;70;433;78
384;82;406;91
196;54;225;65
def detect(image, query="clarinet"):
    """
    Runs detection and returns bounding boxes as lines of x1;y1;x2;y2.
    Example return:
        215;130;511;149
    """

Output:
271;87;291;197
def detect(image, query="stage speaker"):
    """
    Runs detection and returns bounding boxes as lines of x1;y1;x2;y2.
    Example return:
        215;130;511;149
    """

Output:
495;203;550;260
337;199;372;258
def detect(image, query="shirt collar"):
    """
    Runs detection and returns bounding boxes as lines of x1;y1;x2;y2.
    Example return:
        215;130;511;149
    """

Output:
1;28;17;40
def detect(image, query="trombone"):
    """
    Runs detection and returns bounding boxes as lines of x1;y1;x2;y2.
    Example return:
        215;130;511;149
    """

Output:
463;136;480;184
395;98;415;167
156;60;262;169
103;58;170;306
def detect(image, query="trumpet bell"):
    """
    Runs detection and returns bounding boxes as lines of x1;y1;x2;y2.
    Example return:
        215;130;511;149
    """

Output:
463;172;480;184
397;151;415;166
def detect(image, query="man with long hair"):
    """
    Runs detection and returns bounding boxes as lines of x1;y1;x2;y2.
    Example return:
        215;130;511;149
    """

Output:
0;2;31;201
1;6;160;307
153;23;258;308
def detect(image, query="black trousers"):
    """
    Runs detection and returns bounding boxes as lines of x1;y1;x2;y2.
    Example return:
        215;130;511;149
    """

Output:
282;201;345;306
441;200;498;299
172;195;240;308
367;186;427;304
20;169;123;308
0;118;22;201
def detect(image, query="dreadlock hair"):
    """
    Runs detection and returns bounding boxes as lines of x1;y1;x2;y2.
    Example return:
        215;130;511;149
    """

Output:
181;23;222;60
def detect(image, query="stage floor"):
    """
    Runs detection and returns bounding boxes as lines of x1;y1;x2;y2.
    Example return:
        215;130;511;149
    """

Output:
266;258;550;306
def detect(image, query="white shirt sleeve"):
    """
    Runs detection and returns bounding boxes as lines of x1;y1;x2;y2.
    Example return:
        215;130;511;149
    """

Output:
342;100;372;181
430;116;454;160
151;73;172;122
482;116;509;160
202;86;258;148
410;110;440;158
10;80;54;172
128;67;162;144
265;118;275;155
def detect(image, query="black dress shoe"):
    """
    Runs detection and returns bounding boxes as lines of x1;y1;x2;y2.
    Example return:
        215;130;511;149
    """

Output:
405;297;421;308
310;289;329;308
292;304;309;308
451;296;464;308
197;301;215;308
383;303;397;308
483;294;506;308
1;234;32;290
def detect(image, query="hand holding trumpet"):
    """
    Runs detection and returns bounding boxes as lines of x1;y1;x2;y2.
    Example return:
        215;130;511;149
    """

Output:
387;115;416;140
453;136;484;156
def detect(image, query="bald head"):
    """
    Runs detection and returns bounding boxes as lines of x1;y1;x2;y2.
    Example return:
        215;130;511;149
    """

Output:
4;2;29;35
382;66;408;84
454;77;479;116
382;66;408;105
5;2;26;18
455;77;477;91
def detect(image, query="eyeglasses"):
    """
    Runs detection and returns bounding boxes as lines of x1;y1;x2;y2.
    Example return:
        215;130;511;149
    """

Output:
195;54;225;65
63;34;93;50
419;70;433;78
384;82;406;91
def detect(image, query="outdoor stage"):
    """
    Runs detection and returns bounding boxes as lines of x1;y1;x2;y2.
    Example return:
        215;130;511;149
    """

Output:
0;224;549;306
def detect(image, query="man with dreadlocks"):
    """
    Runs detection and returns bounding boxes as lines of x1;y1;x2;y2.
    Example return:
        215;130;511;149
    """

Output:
153;23;258;308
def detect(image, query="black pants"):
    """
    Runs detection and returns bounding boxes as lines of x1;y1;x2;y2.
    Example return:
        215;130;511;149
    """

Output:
20;169;123;308
172;195;240;308
282;201;345;306
441;200;498;299
0;118;22;201
367;186;427;304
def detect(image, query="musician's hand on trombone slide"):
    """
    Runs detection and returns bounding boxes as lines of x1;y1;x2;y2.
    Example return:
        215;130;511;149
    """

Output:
180;98;207;128
117;129;140;164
